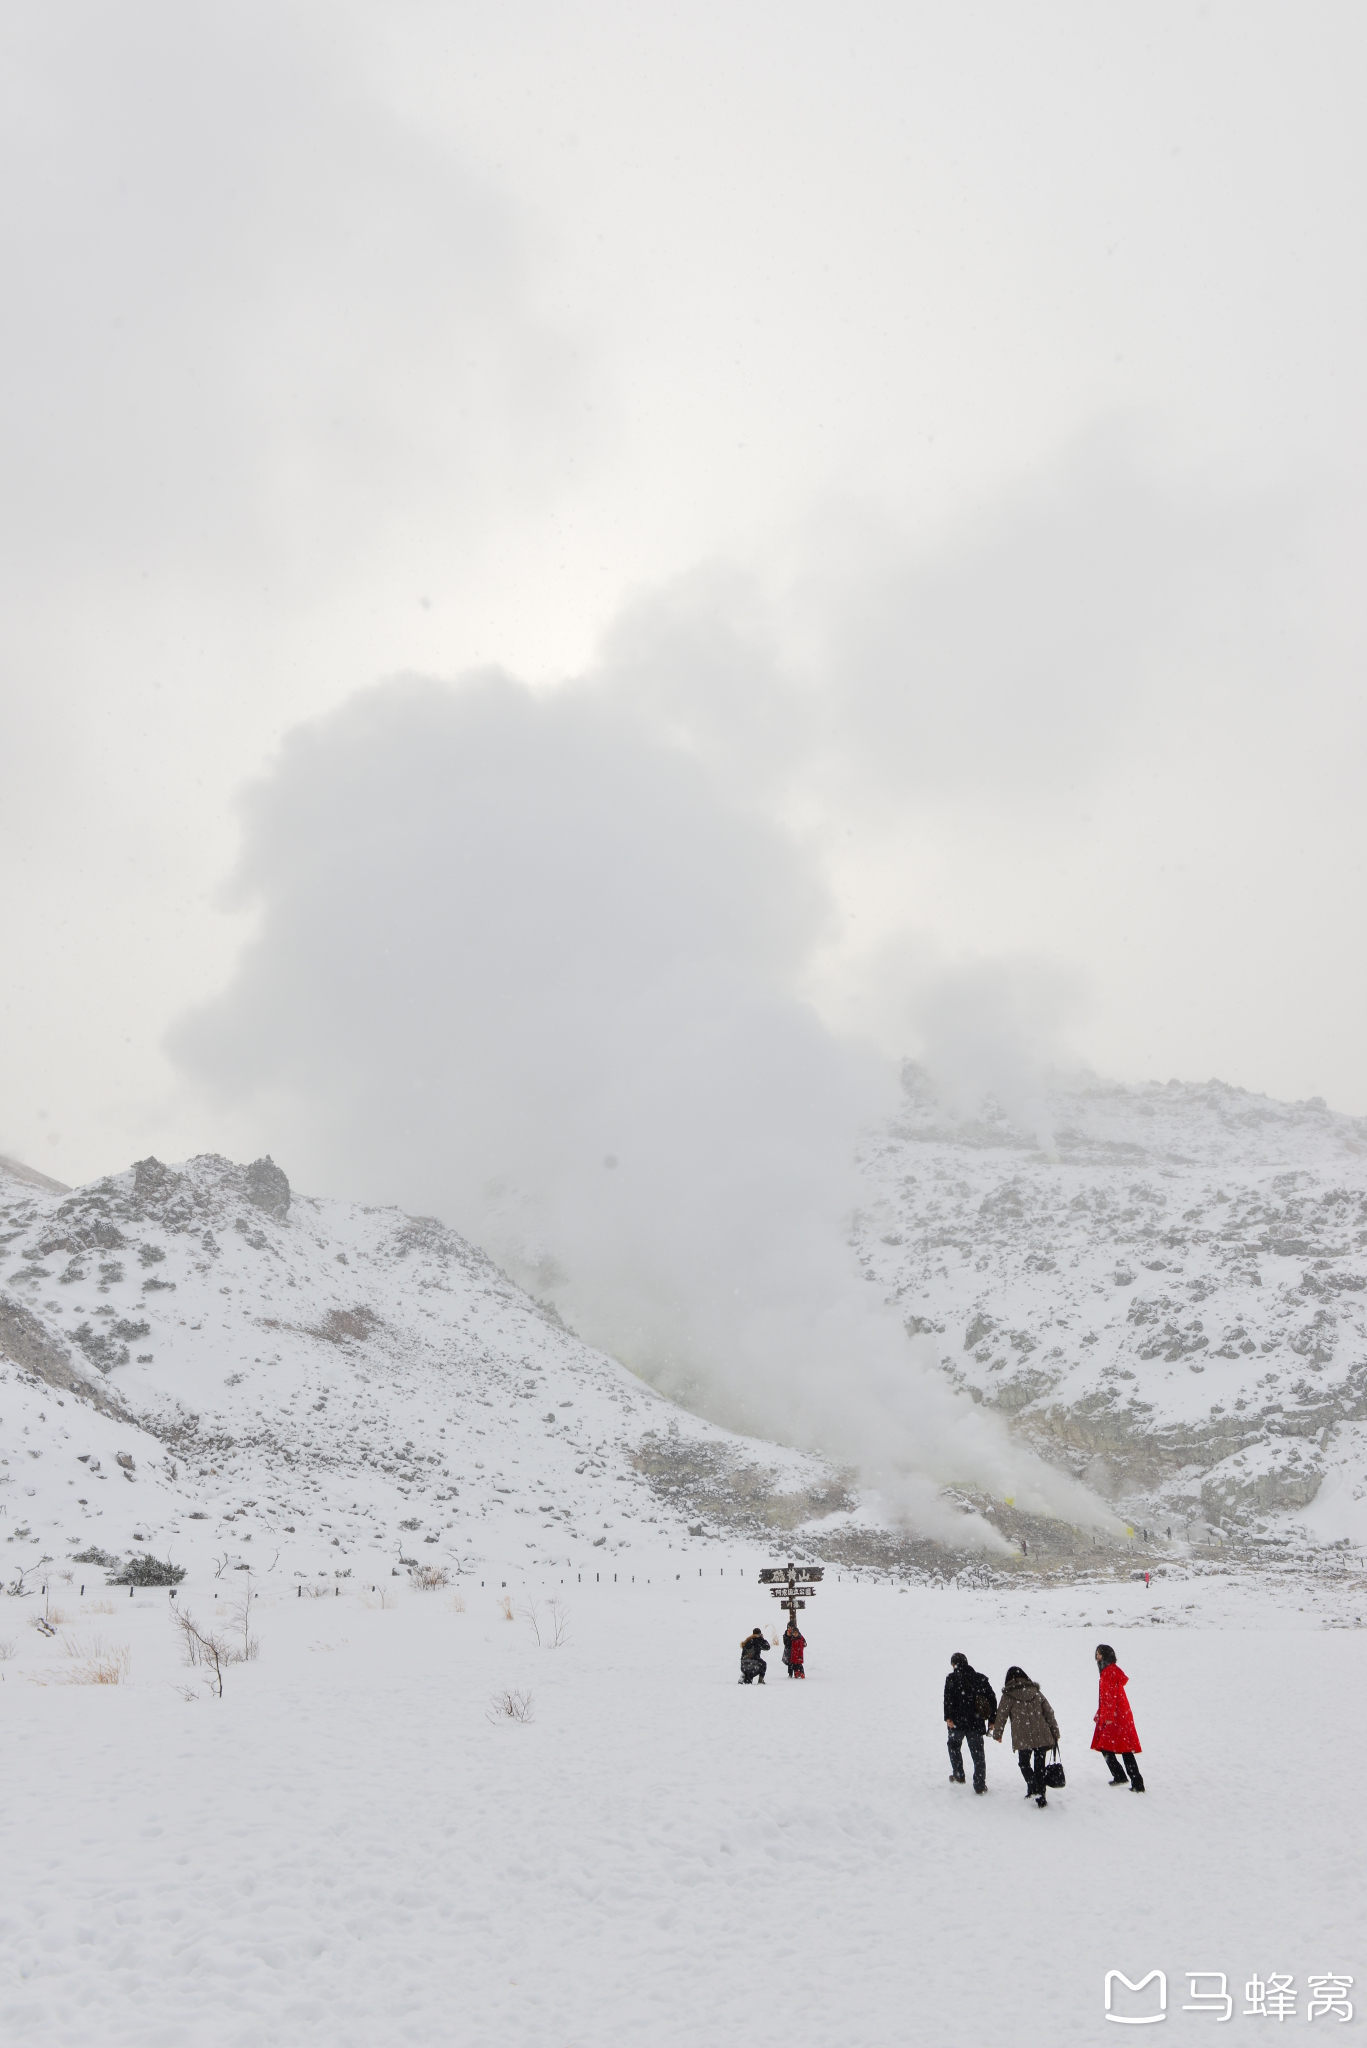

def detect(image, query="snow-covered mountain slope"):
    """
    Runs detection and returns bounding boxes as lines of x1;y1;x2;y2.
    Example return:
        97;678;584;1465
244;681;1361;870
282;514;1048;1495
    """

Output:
855;1069;1367;1546
0;1153;848;1588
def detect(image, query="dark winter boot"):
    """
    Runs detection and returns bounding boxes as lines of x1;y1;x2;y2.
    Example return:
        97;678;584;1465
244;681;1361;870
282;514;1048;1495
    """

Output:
1104;1752;1128;1785
1035;1793;1047;1807
1124;1754;1145;1792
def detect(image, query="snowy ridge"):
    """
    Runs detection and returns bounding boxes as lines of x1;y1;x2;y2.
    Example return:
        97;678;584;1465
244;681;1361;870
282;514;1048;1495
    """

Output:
0;1152;848;1586
857;1069;1367;1546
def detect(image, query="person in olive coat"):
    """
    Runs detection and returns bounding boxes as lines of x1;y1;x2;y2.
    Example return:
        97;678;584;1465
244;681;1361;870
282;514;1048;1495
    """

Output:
991;1665;1061;1806
943;1651;997;1793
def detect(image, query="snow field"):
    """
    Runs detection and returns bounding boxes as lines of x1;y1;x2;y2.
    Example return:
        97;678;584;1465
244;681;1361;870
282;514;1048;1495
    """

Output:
2;1564;1364;2046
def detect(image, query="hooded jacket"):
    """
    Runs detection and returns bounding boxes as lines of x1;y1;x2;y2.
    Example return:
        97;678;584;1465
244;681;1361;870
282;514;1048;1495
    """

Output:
1091;1662;1141;1754
992;1674;1060;1752
944;1662;997;1731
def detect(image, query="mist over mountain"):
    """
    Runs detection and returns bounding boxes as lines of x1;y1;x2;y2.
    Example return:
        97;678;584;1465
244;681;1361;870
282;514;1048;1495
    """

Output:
2;1148;890;1588
6;1066;1363;1587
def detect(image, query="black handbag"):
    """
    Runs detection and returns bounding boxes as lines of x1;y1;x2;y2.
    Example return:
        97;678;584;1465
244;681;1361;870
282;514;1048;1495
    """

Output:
1043;1747;1066;1789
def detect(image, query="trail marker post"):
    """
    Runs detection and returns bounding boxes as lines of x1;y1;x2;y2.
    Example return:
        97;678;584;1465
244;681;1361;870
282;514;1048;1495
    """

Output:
758;1560;823;1630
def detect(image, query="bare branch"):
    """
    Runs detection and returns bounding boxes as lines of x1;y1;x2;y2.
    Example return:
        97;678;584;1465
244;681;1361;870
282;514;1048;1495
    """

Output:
546;1596;571;1649
486;1687;534;1724
173;1606;228;1696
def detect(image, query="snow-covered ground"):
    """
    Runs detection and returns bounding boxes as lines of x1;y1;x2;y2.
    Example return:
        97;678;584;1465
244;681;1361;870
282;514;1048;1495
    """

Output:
2;1562;1363;2045
856;1071;1367;1544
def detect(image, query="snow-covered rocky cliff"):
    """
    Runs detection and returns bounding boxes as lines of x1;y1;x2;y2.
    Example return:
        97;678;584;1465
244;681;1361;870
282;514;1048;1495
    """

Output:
0;1152;847;1587
855;1069;1367;1546
8;1066;1364;1594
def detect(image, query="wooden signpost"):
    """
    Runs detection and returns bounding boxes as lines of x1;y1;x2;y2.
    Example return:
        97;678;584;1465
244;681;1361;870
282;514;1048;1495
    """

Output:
759;1560;823;1627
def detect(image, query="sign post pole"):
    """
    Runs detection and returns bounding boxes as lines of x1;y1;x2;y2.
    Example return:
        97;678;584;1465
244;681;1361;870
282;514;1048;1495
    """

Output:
757;1560;823;1660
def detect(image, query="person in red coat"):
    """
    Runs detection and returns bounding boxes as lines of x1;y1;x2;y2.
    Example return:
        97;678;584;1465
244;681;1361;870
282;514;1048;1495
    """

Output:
1092;1644;1145;1791
783;1620;807;1677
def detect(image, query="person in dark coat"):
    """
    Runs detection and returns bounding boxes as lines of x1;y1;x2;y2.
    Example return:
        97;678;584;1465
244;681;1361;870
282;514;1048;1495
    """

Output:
943;1651;997;1793
739;1627;770;1684
991;1665;1061;1806
1092;1644;1145;1790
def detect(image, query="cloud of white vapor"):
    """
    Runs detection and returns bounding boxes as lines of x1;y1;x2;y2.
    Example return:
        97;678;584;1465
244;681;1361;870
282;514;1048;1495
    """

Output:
173;434;1335;1540
169;661;1132;1539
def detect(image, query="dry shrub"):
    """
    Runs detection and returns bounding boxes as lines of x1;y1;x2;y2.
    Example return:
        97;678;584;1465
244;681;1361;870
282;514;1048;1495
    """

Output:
497;1593;514;1621
520;1595;569;1647
47;1606;70;1627
174;1593;256;1696
486;1687;534;1724
0;1638;15;1662
87;1600;117;1615
362;1586;397;1610
449;1589;467;1614
227;1582;259;1664
410;1565;449;1591
299;1582;334;1599
62;1636;131;1685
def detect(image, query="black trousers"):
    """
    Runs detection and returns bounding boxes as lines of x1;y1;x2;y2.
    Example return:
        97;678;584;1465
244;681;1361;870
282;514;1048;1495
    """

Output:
1102;1750;1143;1787
1017;1747;1049;1796
741;1659;766;1684
948;1727;986;1788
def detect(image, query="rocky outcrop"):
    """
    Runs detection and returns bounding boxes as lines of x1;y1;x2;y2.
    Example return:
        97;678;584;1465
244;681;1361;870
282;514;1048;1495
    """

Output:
246;1156;291;1220
856;1071;1367;1533
0;1292;128;1418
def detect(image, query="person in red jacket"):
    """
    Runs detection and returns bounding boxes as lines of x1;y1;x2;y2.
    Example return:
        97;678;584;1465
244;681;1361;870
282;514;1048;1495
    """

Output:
1092;1644;1145;1791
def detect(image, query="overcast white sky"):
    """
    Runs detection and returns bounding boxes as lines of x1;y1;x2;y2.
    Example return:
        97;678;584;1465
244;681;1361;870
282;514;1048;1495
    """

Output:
3;0;1365;1191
